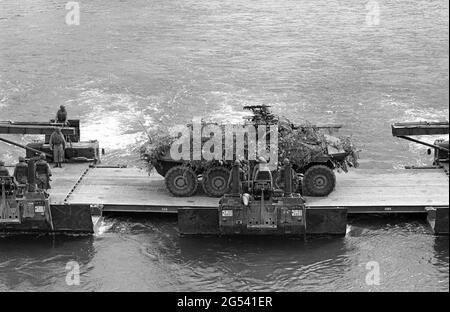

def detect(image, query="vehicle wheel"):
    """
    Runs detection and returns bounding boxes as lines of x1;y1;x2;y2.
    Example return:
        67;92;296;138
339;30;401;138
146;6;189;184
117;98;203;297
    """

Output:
302;165;336;197
202;166;230;197
165;166;198;197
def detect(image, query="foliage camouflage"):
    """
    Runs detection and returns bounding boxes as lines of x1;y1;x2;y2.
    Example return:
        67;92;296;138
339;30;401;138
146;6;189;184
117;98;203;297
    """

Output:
140;114;359;174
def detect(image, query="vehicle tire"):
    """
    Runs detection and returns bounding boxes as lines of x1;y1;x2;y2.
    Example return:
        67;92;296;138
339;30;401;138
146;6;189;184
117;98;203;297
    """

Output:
165;166;198;197
302;165;336;197
202;166;230;197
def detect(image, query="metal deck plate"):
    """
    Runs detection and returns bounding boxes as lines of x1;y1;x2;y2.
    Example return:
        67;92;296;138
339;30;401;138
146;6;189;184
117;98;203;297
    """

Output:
306;168;449;212
47;166;449;214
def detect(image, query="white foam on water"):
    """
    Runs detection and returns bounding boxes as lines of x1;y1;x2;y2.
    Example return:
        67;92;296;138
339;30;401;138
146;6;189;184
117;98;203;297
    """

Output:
95;219;114;236
0;150;17;166
402;108;449;123
82;113;145;150
204;103;252;124
75;89;156;152
0;134;43;165
200;90;275;125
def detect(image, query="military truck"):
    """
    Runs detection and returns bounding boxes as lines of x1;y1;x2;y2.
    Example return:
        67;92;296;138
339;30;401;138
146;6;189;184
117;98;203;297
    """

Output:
0;159;95;234
142;105;358;198
179;159;308;236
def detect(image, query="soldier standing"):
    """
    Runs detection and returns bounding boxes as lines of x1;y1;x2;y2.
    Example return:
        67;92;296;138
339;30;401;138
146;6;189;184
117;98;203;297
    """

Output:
56;105;68;124
0;160;10;177
49;128;66;168
36;154;52;191
13;156;28;185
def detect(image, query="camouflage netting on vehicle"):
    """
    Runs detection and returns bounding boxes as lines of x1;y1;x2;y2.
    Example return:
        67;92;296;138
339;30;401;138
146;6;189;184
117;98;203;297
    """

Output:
139;132;176;170
329;135;360;171
139;124;230;173
140;121;359;174
278;124;359;171
278;127;327;169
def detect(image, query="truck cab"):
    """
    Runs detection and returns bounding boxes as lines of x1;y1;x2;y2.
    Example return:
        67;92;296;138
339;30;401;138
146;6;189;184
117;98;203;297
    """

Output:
0;161;52;232
251;161;274;199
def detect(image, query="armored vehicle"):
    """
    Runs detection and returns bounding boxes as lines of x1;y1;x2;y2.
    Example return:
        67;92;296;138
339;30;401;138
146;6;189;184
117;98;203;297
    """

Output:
0;159;53;232
143;105;358;198
218;159;306;235
0;158;95;234
178;159;307;236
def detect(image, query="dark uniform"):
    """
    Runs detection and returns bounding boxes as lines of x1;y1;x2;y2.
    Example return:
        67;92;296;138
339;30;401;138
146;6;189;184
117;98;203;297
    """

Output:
36;157;52;190
13;158;28;184
49;129;66;167
0;161;12;200
56;105;68;124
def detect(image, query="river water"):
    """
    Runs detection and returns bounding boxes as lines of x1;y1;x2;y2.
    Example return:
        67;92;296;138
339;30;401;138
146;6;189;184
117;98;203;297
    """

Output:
0;0;448;291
